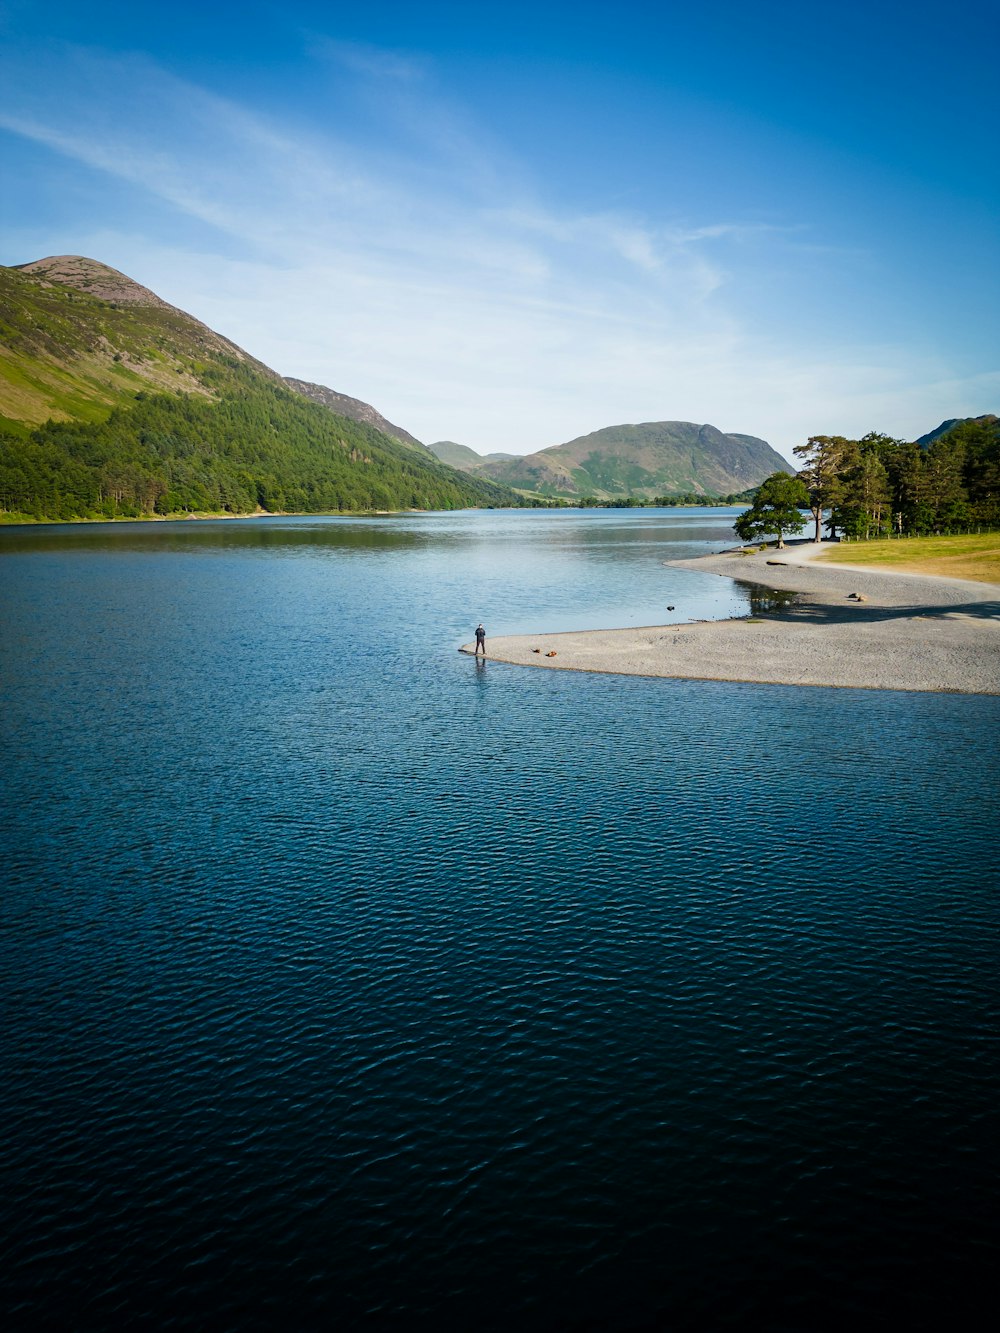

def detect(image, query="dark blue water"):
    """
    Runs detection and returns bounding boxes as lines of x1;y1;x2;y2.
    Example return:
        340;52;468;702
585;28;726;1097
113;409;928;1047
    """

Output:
2;510;998;1330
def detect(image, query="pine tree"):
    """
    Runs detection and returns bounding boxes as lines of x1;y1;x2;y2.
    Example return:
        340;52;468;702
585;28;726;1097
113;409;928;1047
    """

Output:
792;435;850;541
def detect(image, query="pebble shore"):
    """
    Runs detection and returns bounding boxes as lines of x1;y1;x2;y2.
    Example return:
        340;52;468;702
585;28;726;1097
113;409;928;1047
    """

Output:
461;541;1000;695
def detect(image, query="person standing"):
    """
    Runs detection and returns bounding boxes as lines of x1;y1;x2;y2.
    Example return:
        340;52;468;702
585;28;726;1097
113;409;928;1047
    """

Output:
474;623;486;656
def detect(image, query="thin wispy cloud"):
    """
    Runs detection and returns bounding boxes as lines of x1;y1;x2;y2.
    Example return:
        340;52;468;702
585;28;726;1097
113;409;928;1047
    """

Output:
0;36;992;454
318;37;428;84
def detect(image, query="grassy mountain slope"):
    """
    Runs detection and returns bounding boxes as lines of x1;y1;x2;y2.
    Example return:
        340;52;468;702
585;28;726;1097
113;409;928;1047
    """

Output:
0;257;523;519
477;421;790;499
0;257;274;430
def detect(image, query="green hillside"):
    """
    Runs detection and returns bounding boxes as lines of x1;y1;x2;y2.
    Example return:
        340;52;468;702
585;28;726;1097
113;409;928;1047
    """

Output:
0;258;523;521
478;421;791;499
426;439;487;469
0;258;268;429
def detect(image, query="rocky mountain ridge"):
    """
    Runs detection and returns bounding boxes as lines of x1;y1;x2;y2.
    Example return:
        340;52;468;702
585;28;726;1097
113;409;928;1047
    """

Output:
13;255;270;373
283;378;427;453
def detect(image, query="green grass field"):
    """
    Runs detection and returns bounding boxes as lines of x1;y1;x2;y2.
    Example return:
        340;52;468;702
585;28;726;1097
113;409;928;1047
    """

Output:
821;533;1000;585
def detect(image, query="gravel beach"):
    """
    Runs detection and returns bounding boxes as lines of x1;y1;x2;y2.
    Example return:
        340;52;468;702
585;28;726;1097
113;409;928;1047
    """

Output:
461;540;1000;694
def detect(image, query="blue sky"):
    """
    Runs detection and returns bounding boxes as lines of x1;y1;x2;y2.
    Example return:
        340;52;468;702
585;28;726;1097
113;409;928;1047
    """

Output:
1;0;997;459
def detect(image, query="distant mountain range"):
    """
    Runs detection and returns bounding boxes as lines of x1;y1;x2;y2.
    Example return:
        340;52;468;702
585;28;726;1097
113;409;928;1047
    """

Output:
431;421;791;499
2;254;992;522
427;440;517;469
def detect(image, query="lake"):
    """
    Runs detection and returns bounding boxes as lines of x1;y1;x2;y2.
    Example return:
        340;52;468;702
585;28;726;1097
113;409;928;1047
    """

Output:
2;508;998;1330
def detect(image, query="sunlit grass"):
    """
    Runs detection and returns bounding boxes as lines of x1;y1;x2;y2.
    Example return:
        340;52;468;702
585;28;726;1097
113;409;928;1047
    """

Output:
821;533;1000;585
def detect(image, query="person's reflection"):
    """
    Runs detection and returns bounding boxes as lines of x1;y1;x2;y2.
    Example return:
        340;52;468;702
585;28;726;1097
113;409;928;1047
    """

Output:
474;656;487;682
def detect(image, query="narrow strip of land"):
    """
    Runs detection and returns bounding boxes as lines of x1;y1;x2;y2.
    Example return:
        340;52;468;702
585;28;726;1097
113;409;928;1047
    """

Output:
461;541;1000;694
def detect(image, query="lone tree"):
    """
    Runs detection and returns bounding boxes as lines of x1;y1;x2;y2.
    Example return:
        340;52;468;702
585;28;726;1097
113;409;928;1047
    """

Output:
733;471;809;547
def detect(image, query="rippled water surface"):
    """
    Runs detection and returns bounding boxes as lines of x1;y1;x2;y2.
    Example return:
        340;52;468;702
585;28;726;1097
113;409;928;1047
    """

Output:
2;510;998;1330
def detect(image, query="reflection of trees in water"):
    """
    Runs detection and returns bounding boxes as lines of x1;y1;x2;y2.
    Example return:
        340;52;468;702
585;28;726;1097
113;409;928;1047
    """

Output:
734;581;799;615
0;518;441;557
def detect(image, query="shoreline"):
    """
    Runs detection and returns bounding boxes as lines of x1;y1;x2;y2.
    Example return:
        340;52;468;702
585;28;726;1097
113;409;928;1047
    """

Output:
0;506;447;528
462;541;1000;695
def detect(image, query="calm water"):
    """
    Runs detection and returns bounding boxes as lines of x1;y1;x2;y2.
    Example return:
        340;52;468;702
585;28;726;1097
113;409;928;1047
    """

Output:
2;509;998;1330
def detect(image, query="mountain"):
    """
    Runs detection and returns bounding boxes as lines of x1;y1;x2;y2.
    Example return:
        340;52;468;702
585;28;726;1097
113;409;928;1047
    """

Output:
283;377;427;453
427;440;517;470
0;257;523;520
476;421;790;499
16;254;195;313
2;256;278;427
916;415;998;448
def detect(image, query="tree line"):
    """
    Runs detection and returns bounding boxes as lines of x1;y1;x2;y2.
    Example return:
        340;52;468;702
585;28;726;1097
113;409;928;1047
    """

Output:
795;420;999;539
735;418;999;545
566;490;755;508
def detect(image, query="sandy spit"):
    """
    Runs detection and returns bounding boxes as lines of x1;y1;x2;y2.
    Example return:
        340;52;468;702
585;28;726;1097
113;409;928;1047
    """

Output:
460;541;1000;695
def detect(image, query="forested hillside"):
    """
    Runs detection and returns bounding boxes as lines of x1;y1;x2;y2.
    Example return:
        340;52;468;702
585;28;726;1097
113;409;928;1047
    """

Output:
0;365;524;520
0;258;523;520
